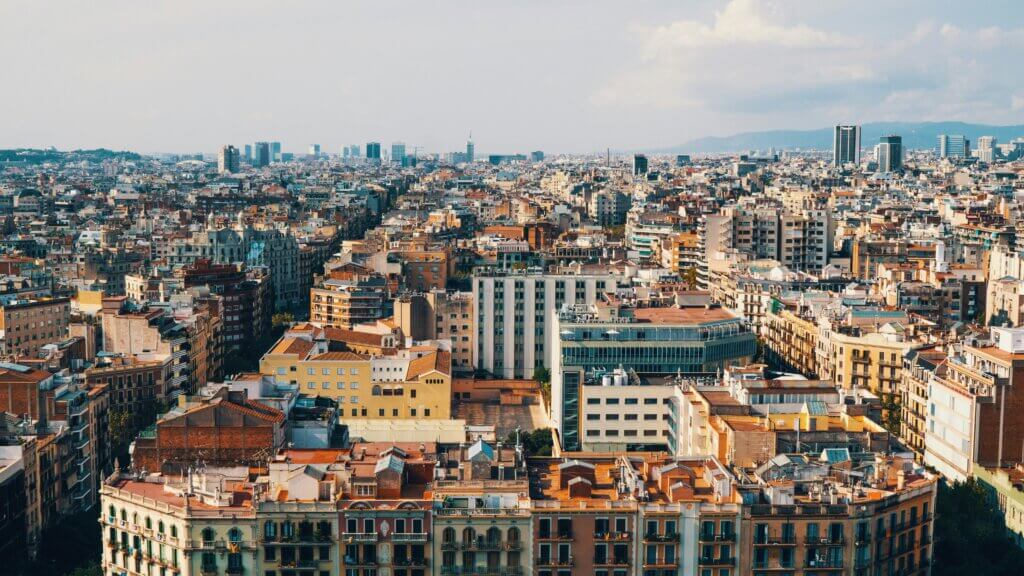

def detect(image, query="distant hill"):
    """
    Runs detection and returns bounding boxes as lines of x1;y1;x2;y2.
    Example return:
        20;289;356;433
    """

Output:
0;148;142;164
655;121;1024;154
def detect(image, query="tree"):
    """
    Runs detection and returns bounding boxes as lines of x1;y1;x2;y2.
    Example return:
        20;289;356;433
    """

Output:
109;409;133;449
881;396;902;435
504;428;553;457
934;478;1024;576
532;366;551;408
272;312;295;328
682;266;699;290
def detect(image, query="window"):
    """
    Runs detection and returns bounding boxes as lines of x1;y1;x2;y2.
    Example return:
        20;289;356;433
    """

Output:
351;368;359;375
337;368;346;375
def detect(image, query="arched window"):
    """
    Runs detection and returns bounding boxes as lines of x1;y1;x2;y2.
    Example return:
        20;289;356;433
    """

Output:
228;528;242;543
108;505;115;519
202;528;215;543
145;517;152;530
508;526;520;544
264;521;277;539
443;527;456;544
171;525;178;538
372;385;382;396
132;512;138;526
487;527;501;545
158;521;165;534
120;509;127;521
462;527;475;544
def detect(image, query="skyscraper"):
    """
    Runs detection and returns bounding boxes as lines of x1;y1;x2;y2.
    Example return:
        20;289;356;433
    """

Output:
833;125;861;165
270;141;282;162
243;144;252;163
938;134;968;159
217;145;240;173
308;144;321;158
391;142;406;165
877;135;903;173
253;142;271;167
466;137;475;163
977;136;997;162
350;144;361;158
366;142;381;163
633;154;649;176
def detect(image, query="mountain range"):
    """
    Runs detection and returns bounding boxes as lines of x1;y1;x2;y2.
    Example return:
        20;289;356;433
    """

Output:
653;121;1024;154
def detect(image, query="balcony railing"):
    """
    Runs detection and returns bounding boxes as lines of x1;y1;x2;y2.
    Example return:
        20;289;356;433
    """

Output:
537;557;574;567
341;532;378;543
699;556;735;566
392;532;429;543
643;532;679;542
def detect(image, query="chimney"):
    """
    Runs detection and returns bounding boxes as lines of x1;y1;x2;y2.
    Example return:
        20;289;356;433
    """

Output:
897;470;906;491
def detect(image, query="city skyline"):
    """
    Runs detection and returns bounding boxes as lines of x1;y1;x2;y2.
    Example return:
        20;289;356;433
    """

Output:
3;0;1024;153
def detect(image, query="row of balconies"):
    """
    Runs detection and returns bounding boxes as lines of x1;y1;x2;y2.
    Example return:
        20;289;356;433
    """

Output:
441;540;523;551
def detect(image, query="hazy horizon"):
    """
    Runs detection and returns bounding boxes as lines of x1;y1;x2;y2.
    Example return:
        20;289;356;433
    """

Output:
3;0;1023;154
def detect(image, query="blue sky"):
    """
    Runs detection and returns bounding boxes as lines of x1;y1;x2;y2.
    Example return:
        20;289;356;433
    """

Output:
2;0;1022;153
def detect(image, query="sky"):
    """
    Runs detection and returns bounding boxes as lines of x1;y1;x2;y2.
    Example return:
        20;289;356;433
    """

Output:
2;0;1023;154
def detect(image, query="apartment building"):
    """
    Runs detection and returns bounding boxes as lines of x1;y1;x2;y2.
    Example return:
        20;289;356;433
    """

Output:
900;347;946;462
816;314;912;411
472;270;621;379
259;327;452;420
394;290;475;374
100;470;257;576
764;300;821;377
311;280;388;329
740;453;936;576
974;464;1024;549
925;327;1024;481
0;297;71;359
100;298;193;394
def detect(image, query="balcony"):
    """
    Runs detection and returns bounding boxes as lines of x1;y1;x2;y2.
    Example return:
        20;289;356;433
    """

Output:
754;534;797;546
537;557;574;567
595;558;630;567
804;559;844;569
537;532;573;541
343;556;377;567
699;556;735;566
699;532;735;543
595;531;632;542
805;536;846;546
201;566;218;576
226;566;244;575
394;558;429;568
392;532;429;543
643;532;679;542
642;560;679;569
341;532;378;543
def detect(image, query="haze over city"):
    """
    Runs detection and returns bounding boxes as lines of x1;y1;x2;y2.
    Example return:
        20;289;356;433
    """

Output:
2;0;1023;153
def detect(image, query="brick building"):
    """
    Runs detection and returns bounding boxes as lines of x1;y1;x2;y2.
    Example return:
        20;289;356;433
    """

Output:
131;387;285;473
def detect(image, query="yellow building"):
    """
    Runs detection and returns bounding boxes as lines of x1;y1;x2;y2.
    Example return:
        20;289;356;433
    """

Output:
764;303;819;377
259;330;452;420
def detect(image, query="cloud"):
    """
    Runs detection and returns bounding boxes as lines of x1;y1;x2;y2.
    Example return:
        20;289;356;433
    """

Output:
639;0;844;60
593;1;1024;137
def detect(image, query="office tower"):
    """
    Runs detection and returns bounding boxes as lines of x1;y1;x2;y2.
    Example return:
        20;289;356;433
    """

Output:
217;145;239;174
366;142;381;163
833;124;861;165
676;154;691;166
938;134;968;159
632;153;649;175
243;144;252;163
270;141;282;162
530;150;544;162
877;135;903;172
308;144;321;158
350;144;361;158
253;142;271;167
466;137;475;163
977;136;997;162
391;142;406;165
